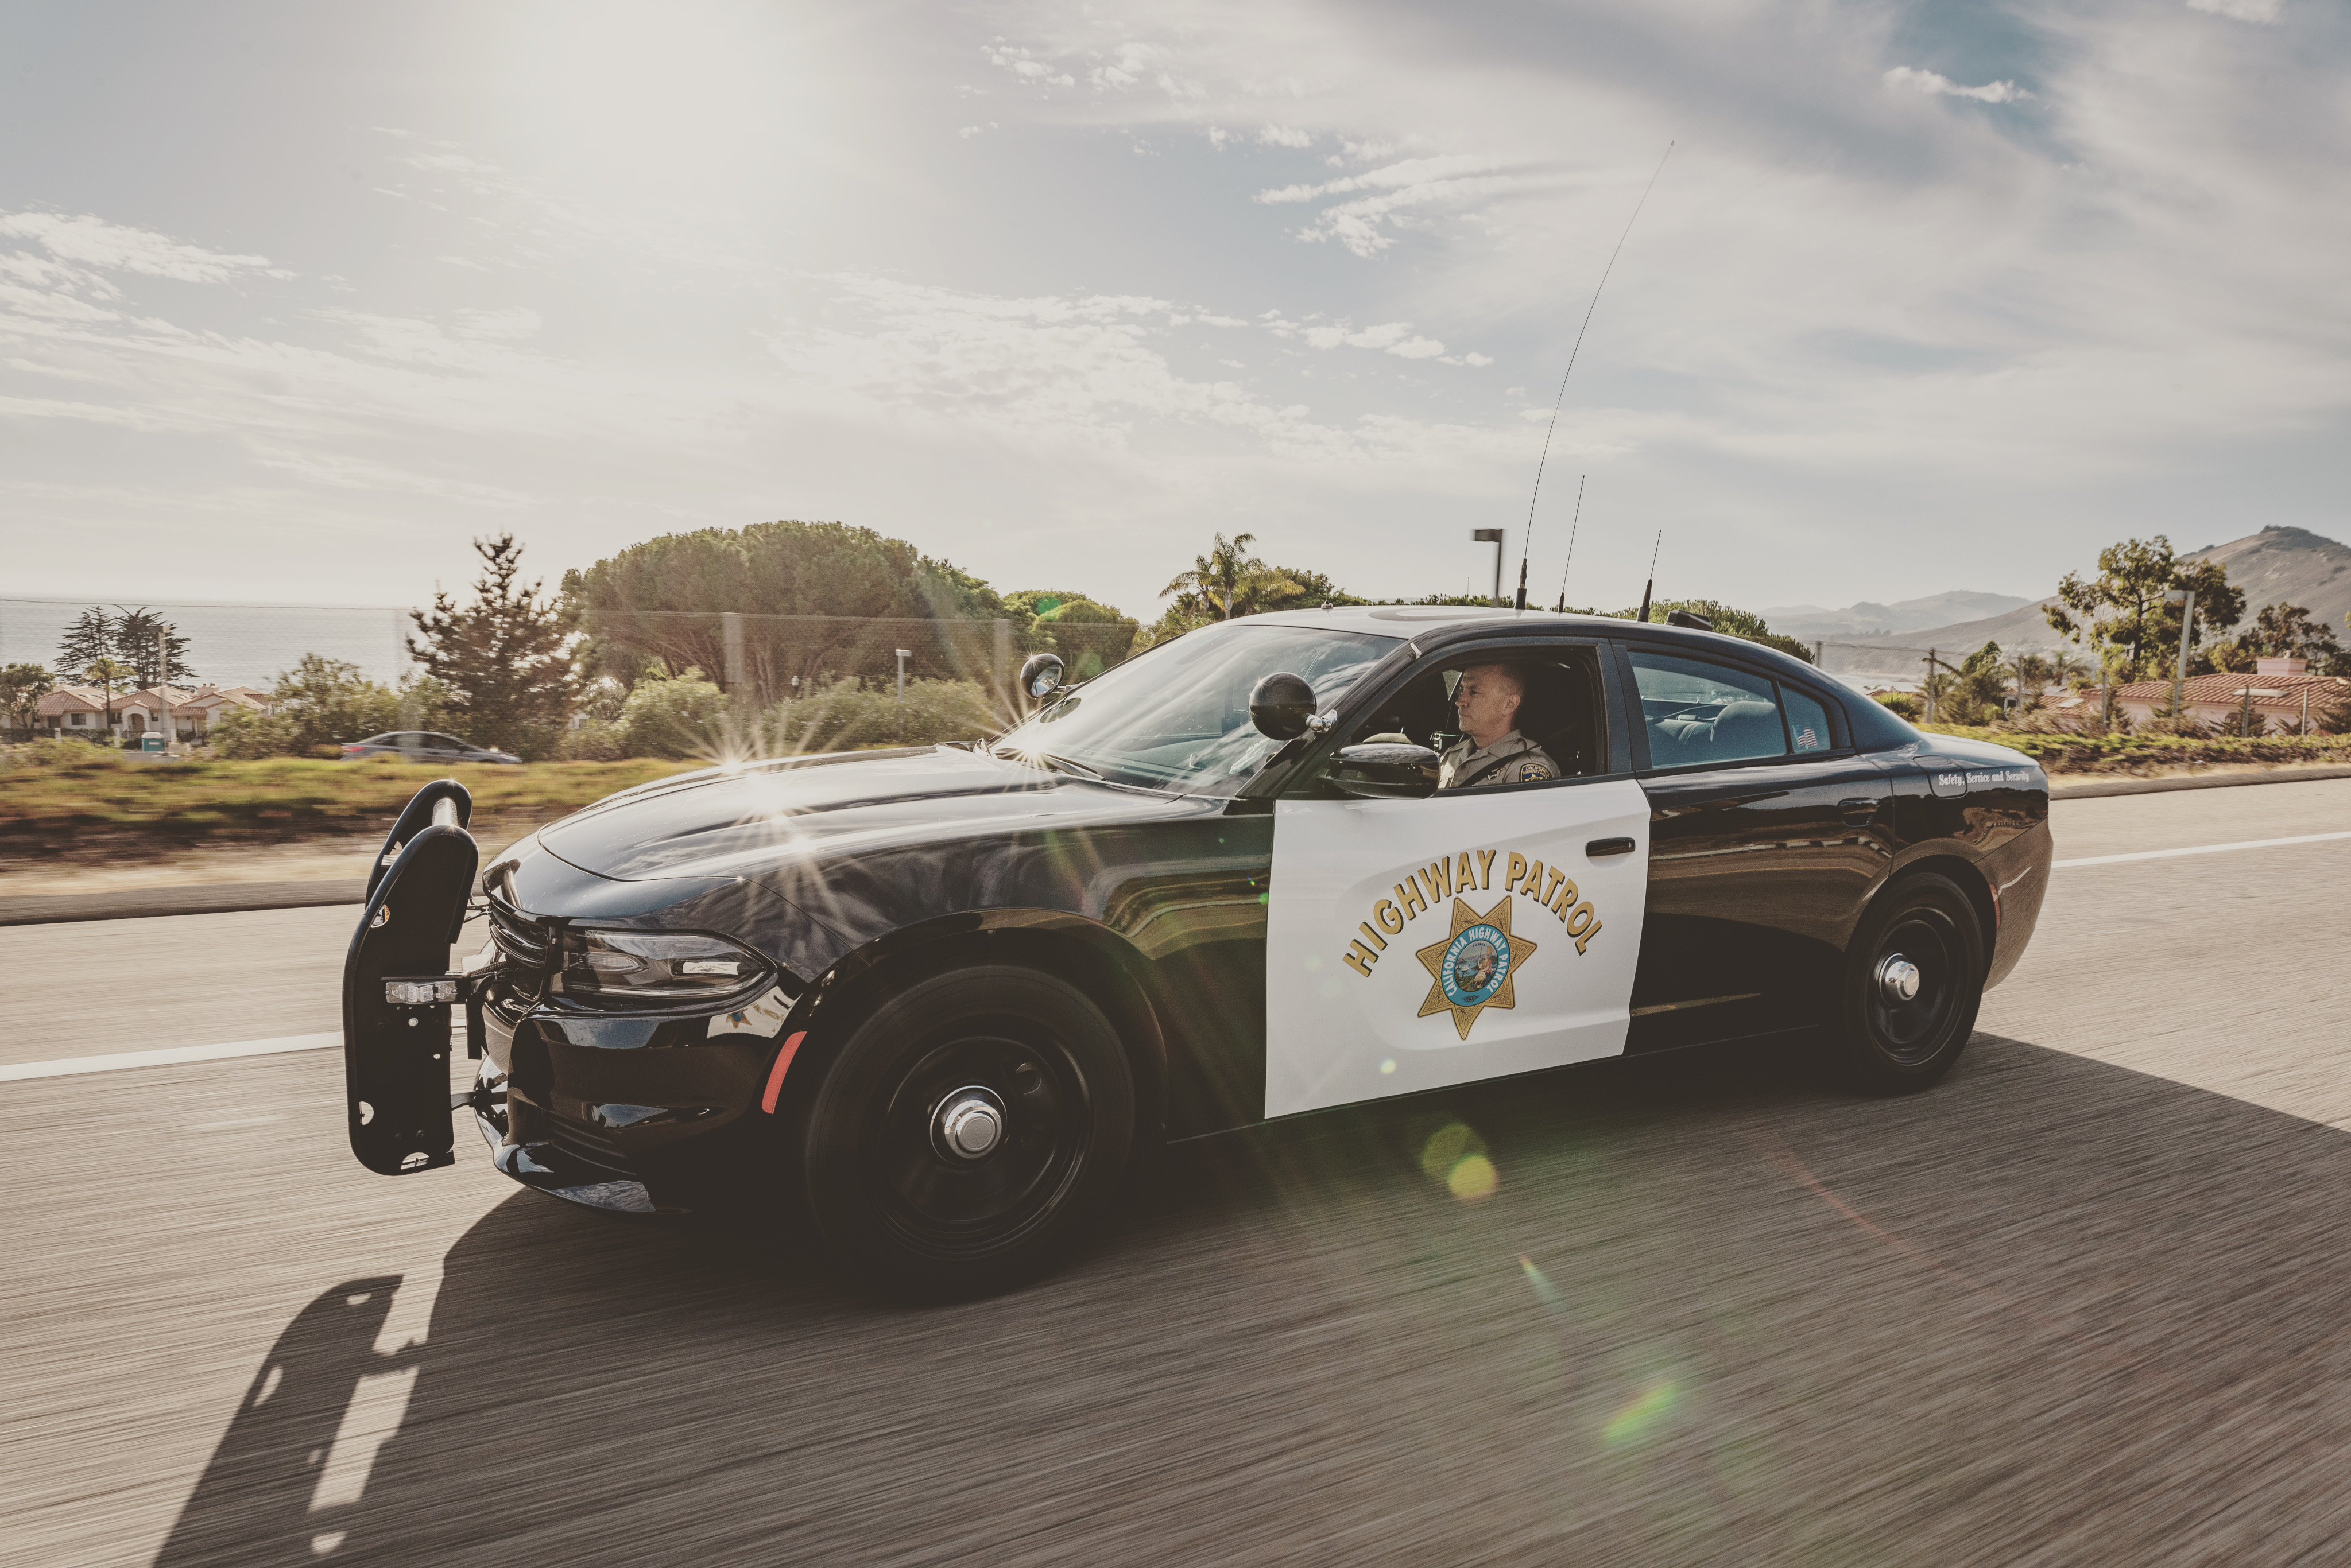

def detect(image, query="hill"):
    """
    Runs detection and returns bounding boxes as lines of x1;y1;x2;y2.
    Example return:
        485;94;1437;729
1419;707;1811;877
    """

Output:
1812;527;2351;681
1759;591;2034;638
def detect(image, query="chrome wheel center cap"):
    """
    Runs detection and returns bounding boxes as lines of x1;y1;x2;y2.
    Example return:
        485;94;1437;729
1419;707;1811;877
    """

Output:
935;1087;1008;1161
1877;954;1923;1005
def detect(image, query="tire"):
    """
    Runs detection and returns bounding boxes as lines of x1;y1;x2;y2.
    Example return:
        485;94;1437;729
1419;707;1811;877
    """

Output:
1823;872;1986;1093
797;964;1136;1300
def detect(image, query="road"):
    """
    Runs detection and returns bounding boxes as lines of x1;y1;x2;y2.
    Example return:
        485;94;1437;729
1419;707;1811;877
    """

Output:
6;779;2350;1566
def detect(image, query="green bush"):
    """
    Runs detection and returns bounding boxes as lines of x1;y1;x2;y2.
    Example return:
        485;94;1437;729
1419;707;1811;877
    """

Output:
619;669;730;759
766;677;1004;752
557;717;630;761
1874;691;1923;721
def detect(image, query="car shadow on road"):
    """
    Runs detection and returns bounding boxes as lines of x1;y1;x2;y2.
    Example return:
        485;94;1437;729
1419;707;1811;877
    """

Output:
156;1033;2351;1567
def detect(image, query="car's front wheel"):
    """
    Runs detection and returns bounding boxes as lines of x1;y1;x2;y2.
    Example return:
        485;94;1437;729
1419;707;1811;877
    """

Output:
797;964;1136;1299
1824;871;1985;1092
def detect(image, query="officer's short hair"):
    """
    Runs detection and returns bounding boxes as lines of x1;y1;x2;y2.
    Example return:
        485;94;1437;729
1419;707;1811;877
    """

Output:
1460;662;1524;699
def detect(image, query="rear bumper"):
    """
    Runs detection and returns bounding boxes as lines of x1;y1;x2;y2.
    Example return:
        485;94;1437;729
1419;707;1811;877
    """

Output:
1981;818;2052;991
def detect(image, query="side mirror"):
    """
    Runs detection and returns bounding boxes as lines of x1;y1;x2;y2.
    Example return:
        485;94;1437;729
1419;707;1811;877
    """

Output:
1329;742;1441;799
1018;652;1066;705
1249;672;1318;739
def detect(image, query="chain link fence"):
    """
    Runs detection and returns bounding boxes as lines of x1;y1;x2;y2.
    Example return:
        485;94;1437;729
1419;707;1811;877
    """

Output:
576;609;1138;705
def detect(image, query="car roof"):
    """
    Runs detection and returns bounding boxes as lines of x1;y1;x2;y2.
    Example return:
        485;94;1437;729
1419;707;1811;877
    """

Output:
1234;604;1841;686
1244;605;1615;635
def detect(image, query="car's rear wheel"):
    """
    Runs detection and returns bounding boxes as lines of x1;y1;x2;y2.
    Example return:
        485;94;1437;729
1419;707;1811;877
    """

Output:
798;965;1136;1300
1824;872;1985;1092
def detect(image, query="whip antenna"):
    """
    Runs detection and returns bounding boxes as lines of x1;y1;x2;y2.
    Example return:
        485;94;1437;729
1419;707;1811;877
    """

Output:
1553;475;1586;611
1515;141;1674;610
1636;529;1662;624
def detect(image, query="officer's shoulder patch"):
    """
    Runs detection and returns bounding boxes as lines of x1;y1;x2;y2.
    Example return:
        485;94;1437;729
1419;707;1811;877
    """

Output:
1513;762;1555;783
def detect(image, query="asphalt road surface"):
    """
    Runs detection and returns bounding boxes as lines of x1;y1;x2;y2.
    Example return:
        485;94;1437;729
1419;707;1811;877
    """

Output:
7;779;2351;1567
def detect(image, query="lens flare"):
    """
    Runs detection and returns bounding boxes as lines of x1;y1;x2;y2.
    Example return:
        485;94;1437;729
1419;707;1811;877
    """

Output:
1421;1123;1499;1200
1603;1380;1680;1446
1518;1253;1564;1312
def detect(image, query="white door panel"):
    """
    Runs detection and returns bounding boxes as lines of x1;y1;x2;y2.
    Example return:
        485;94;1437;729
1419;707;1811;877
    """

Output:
1264;779;1651;1119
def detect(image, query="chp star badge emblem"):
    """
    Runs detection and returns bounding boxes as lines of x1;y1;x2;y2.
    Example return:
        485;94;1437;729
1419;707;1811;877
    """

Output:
1416;895;1539;1041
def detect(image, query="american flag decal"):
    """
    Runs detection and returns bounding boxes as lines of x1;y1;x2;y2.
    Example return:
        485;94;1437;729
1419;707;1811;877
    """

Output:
1796;726;1819;749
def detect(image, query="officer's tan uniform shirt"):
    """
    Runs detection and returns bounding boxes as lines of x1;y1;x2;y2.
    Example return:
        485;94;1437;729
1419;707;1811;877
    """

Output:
1437;729;1559;789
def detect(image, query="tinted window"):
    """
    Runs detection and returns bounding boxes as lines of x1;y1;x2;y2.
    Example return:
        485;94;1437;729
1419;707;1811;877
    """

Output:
1346;645;1611;779
1630;651;1785;768
1783;686;1834;754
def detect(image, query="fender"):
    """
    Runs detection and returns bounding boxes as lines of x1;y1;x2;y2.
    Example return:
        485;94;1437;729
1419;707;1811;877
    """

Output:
761;906;1172;1138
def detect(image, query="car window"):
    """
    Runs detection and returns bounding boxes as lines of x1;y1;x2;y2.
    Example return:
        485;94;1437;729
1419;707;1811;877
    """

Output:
1344;644;1610;781
431;735;467;750
1782;685;1834;754
361;733;395;746
1629;650;1787;768
994;619;1399;794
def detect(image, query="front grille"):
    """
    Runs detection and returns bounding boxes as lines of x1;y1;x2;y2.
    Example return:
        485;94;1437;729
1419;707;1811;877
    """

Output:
487;896;553;969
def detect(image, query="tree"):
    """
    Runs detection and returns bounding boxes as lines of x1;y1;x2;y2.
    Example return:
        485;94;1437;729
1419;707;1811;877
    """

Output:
2047;536;2244;681
55;607;116;684
2047;645;2093;692
409;534;578;758
565;521;1010;695
82;655;135;739
1161;533;1300;621
111;607;196;690
211;654;406;759
1005;591;1140;679
1616;599;1818;665
1932;642;2009;726
0;663;53;736
2230;601;2342;666
2007;651;2054;712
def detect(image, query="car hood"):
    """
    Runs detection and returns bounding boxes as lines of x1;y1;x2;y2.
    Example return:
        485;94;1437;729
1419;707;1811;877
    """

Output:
536;746;1206;883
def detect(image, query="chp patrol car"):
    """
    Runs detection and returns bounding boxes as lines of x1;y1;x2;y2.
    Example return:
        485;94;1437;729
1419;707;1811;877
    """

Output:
343;606;2050;1298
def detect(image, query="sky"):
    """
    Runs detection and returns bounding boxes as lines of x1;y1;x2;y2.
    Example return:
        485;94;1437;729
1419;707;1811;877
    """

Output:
2;0;2345;626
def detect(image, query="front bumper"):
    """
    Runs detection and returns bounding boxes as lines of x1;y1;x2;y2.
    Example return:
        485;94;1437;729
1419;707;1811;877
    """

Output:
473;1002;777;1215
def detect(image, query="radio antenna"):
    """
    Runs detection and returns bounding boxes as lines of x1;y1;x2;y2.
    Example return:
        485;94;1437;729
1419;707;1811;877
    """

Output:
1636;529;1662;624
1515;141;1674;610
1553;475;1586;612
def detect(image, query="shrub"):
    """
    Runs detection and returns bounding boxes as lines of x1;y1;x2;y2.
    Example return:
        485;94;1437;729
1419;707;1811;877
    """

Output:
557;717;630;761
765;678;1004;752
619;669;730;759
1874;692;1922;721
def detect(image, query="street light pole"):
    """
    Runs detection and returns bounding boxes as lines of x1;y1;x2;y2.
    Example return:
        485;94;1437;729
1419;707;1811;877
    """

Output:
1470;529;1504;606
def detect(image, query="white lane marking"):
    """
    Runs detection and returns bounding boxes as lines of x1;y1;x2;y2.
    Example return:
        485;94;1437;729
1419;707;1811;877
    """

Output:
0;1031;338;1082
2055;828;2351;870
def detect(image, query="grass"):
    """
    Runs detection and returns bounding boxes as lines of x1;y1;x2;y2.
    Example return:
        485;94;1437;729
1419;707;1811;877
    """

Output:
0;747;705;843
1920;724;2351;774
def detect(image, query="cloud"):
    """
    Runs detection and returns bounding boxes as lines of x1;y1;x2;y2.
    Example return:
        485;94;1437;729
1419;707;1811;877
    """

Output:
1254;154;1531;257
0;211;291;283
1884;66;2033;104
1258;125;1313;148
2187;0;2282;20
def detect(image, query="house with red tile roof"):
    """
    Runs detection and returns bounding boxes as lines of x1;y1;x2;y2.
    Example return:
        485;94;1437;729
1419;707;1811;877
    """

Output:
35;683;271;741
2043;658;2345;734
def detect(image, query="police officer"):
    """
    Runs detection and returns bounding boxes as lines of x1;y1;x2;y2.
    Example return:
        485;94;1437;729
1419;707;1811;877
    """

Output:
1438;663;1559;789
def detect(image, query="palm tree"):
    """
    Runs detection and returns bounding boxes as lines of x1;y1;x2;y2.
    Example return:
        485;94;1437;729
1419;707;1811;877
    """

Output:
1161;533;1297;620
83;655;135;742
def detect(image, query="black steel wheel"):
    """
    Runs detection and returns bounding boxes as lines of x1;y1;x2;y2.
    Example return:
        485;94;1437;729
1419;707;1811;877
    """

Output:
799;965;1135;1299
1825;872;1985;1092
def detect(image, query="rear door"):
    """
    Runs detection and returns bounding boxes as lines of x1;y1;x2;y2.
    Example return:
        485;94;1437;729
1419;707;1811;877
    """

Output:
1263;639;1650;1119
1621;644;1898;1049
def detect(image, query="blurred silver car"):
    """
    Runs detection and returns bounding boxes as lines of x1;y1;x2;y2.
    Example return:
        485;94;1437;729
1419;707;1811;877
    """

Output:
339;731;522;764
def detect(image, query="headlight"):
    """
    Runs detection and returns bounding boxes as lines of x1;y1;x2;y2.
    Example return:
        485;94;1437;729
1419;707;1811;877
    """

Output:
557;930;769;1006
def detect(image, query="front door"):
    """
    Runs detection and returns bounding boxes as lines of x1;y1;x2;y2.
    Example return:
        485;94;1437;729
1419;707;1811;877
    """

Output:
1262;641;1649;1119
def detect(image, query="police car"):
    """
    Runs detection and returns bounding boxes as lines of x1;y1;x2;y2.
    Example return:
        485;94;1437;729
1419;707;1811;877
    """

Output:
343;606;2050;1297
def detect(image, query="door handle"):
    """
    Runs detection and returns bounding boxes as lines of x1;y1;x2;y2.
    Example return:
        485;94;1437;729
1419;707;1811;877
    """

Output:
1586;836;1637;857
1839;798;1883;825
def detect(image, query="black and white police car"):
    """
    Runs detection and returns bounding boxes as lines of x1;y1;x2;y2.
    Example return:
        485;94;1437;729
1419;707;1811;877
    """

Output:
343;606;2050;1297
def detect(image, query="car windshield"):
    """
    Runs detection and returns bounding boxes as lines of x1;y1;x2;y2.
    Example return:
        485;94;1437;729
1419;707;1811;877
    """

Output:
994;620;1399;794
